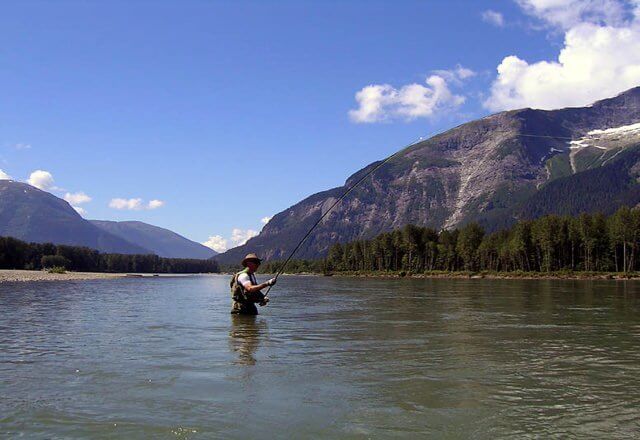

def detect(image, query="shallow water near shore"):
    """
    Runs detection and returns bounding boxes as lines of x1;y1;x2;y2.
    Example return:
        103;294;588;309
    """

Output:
1;275;640;438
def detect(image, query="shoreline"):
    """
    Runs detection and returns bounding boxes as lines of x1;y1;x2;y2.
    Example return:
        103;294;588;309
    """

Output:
0;270;216;283
330;271;640;280
4;269;638;283
264;270;640;281
0;269;126;283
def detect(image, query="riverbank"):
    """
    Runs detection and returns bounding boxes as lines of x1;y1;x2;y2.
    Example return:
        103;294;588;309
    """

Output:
327;270;640;280
0;269;125;283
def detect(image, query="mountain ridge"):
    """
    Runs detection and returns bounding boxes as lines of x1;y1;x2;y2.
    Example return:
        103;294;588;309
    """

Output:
90;220;217;259
0;180;151;254
0;180;215;258
215;86;640;264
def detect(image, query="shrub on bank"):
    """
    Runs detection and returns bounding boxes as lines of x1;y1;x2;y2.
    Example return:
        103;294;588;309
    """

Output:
47;266;66;274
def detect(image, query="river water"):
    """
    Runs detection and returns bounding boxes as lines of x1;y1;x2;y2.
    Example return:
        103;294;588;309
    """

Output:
1;275;640;438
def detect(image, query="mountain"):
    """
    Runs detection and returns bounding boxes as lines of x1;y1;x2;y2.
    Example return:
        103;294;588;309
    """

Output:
0;180;151;254
90;220;217;259
215;86;640;264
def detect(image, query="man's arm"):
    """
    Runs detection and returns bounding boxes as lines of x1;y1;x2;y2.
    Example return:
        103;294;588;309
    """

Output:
240;276;276;293
243;282;269;293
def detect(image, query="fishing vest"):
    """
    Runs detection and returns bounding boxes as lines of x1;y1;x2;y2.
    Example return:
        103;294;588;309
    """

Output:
230;268;257;302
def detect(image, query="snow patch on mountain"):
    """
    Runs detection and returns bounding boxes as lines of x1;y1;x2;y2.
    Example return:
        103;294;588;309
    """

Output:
567;121;640;173
570;122;640;149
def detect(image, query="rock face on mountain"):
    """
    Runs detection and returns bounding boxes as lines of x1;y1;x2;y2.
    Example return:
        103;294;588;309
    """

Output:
0;180;151;254
216;87;640;263
90;220;217;259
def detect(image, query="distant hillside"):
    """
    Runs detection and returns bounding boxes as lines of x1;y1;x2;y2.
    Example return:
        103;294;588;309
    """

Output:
90;220;217;259
0;180;151;254
216;86;640;264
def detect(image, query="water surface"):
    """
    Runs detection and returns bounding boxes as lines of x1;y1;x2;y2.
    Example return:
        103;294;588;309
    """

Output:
1;275;640;438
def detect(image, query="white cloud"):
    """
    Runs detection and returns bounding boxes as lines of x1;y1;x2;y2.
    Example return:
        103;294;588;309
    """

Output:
432;65;477;84
0;169;11;180
482;10;505;27
517;0;631;29
109;198;143;210
13;143;31;150
27;170;55;190
485;0;640;111
147;199;165;209
108;198;165;210
261;216;272;225
64;191;92;205
349;73;467;123
202;235;228;253
203;226;260;253
231;228;258;246
72;206;87;216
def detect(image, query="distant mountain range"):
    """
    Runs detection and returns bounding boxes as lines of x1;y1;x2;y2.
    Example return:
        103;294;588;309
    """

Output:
215;86;640;264
0;180;216;259
90;220;216;259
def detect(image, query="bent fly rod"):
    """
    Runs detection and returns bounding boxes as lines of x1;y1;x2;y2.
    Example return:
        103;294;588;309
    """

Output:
263;137;423;297
263;130;583;297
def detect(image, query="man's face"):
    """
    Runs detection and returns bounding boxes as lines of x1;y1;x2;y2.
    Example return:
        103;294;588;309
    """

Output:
246;260;260;272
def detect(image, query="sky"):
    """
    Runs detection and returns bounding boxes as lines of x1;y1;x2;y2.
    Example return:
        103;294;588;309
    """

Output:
2;0;640;252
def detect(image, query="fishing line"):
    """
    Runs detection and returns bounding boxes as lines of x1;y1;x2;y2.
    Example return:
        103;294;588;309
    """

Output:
262;130;611;296
263;138;422;296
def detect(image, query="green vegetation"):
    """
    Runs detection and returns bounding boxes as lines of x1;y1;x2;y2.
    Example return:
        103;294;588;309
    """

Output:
0;236;219;273
545;154;572;181
41;254;71;269
47;266;67;274
259;206;640;275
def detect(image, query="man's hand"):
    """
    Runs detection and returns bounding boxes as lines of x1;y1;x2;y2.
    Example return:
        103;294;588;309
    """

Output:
265;277;277;287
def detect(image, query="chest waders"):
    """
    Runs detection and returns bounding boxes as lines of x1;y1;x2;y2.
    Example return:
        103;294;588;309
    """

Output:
230;268;266;315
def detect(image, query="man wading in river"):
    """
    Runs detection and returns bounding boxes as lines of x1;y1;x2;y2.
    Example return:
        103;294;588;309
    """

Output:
230;253;276;315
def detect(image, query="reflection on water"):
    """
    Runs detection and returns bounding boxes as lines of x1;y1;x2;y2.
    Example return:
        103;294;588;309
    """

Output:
229;315;267;366
1;275;640;438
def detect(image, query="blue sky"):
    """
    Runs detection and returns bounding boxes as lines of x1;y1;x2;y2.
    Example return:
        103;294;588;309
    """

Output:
2;0;640;252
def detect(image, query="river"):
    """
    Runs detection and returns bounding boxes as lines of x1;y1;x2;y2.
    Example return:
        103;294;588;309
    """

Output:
1;275;640;438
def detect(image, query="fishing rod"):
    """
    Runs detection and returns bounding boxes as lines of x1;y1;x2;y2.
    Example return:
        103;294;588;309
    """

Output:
263;137;424;296
262;130;586;297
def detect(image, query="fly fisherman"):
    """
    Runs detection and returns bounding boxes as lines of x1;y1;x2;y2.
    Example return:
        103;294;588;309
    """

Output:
230;253;277;315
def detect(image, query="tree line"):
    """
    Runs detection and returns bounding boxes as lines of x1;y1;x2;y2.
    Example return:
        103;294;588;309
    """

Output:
0;236;220;273
261;206;640;274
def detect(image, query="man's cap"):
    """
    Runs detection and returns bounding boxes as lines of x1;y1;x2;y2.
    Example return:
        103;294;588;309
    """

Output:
242;253;262;267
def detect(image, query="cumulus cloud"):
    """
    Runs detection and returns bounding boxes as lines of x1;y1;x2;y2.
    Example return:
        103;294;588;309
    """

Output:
485;0;640;111
109;198;143;210
0;169;11;180
349;71;469;123
203;226;261;253
148;199;165;209
202;235;228;253
231;228;258;246
109;198;165;210
482;10;505;27
72;206;87;216
261;216;272;225
516;0;632;29
64;192;92;205
27;170;55;190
